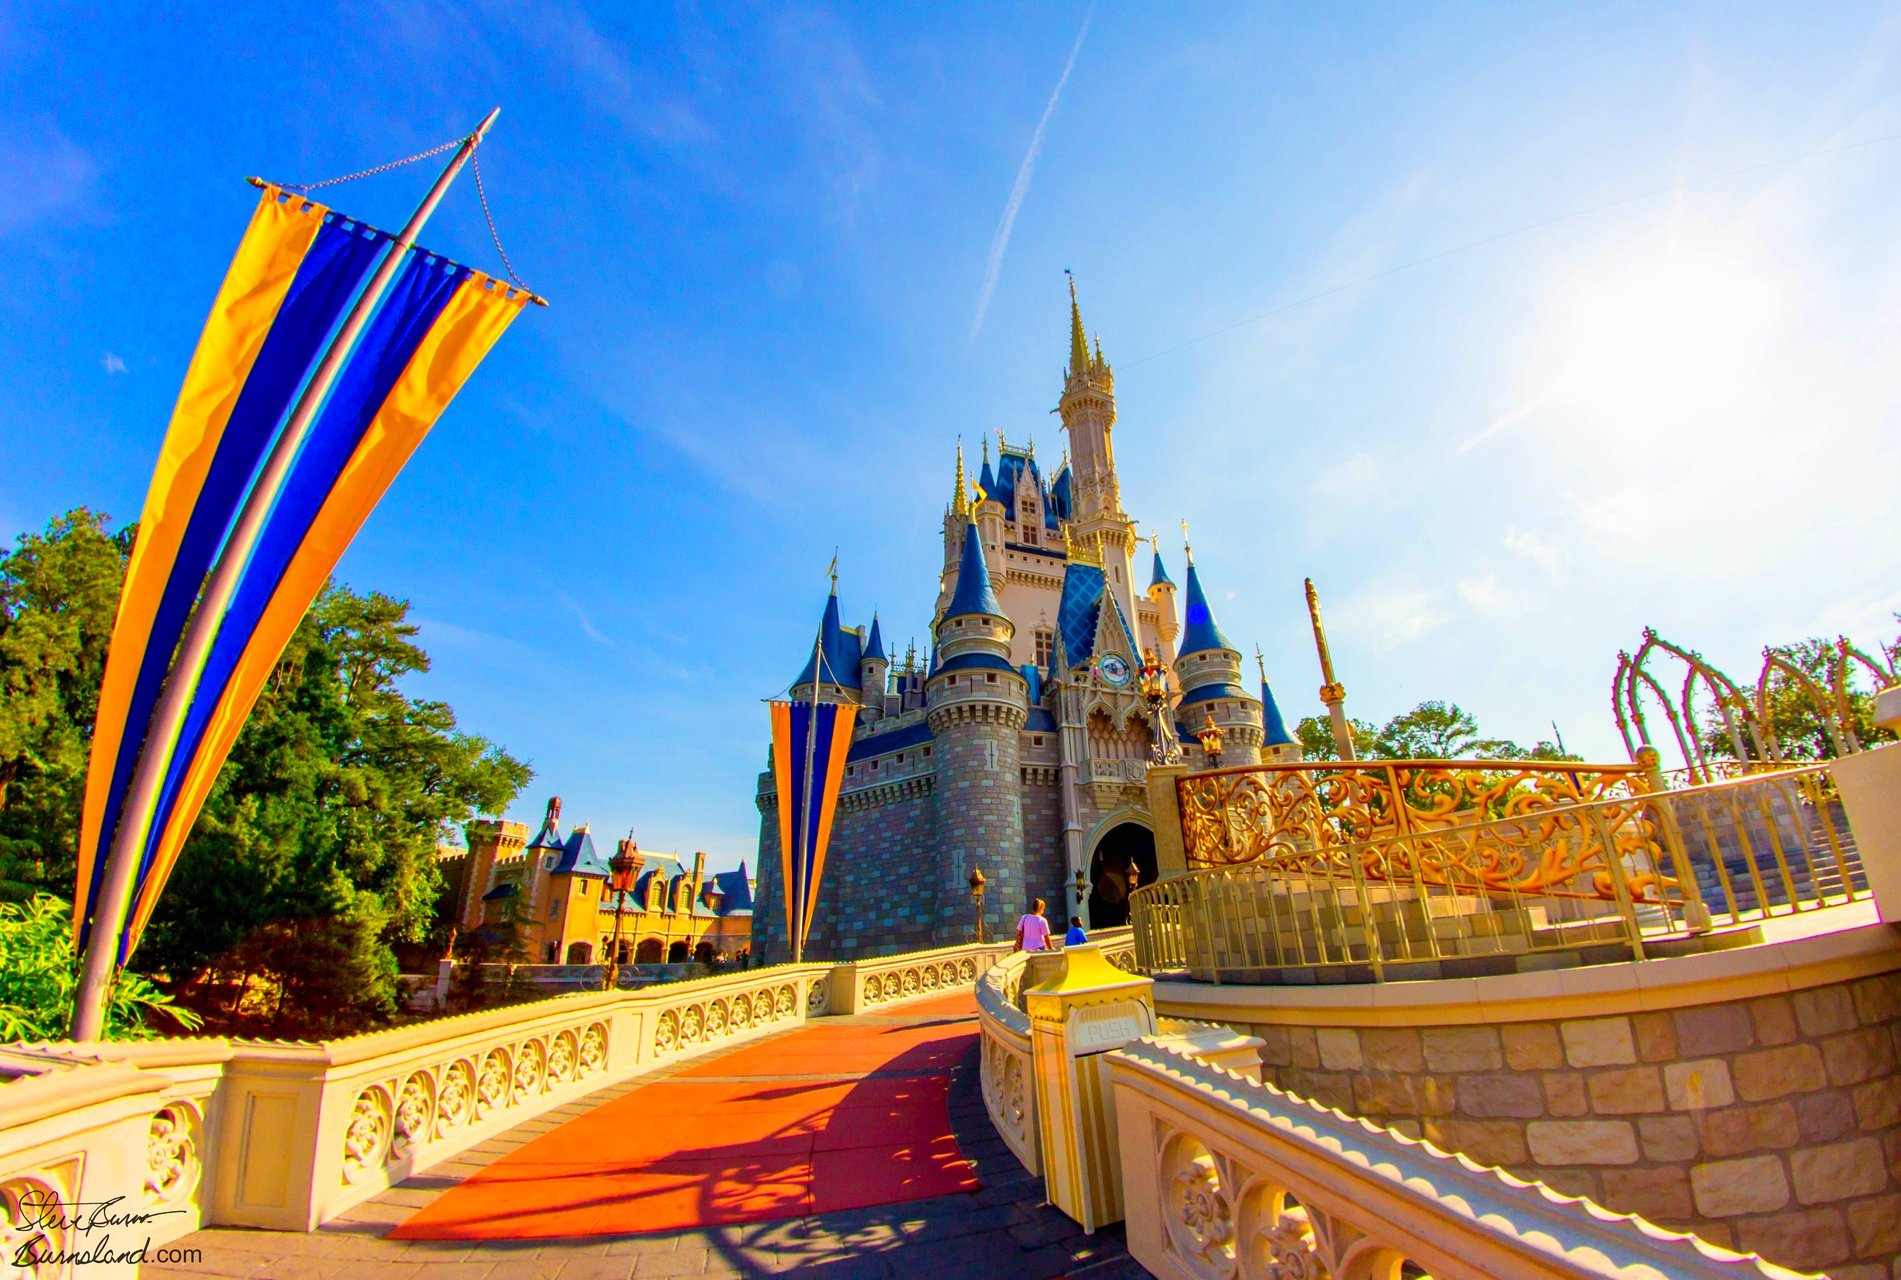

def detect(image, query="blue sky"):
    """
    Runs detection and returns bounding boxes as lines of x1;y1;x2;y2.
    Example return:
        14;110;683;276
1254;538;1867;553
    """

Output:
6;3;1901;869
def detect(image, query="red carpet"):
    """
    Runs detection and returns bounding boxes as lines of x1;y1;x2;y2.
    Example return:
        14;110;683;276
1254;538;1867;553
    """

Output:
390;991;983;1239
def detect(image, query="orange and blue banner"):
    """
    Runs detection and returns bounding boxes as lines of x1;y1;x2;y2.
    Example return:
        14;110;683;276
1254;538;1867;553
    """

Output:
77;186;385;951
769;699;857;954
76;184;530;961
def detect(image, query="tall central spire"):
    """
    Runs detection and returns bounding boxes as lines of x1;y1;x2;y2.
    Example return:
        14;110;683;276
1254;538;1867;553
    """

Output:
950;442;969;520
1068;272;1089;376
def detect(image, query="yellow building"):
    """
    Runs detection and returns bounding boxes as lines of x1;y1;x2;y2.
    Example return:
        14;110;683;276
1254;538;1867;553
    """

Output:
439;797;754;966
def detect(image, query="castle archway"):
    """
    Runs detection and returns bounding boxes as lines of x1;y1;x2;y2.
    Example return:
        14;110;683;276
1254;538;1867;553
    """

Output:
635;938;664;964
1086;820;1157;930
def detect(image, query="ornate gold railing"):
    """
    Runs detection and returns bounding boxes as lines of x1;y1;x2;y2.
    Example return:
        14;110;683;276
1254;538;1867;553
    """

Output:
1138;763;1861;983
1175;758;1646;869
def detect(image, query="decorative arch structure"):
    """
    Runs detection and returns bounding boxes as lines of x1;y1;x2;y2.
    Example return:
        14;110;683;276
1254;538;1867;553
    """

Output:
1613;627;1894;777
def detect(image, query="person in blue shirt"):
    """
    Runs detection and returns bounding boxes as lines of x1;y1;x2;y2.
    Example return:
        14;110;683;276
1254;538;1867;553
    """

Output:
1063;917;1088;947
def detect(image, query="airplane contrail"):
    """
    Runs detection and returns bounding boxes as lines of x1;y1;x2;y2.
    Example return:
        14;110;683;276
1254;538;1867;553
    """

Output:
969;6;1095;345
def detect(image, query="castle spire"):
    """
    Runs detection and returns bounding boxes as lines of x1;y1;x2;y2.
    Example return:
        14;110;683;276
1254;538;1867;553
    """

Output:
951;442;969;521
1179;558;1235;656
978;438;996;500
1067;271;1089;376
945;519;1003;618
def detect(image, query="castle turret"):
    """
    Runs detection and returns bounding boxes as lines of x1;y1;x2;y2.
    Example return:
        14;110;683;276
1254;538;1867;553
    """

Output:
1174;552;1263;768
927;514;1029;943
789;585;861;704
1057;278;1140;629
859;614;889;723
1146;533;1180;665
1258;650;1301;764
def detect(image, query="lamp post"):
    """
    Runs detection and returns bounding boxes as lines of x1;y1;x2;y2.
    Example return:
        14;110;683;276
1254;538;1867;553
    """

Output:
1196;710;1225;765
969;865;987;944
604;834;644;991
1072;866;1089;907
1139;649;1182;765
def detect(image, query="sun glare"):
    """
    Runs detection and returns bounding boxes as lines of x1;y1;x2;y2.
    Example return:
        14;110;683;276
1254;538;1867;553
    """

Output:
1555;236;1780;427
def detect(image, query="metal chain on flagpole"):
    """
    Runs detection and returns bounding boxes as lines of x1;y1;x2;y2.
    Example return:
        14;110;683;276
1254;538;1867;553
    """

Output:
470;146;532;291
283;136;464;192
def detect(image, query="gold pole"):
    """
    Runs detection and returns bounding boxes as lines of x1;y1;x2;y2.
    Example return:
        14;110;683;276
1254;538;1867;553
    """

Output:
1305;578;1355;761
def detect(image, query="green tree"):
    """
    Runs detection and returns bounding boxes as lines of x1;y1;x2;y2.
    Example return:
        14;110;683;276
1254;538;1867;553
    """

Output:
1701;628;1899;763
0;510;531;1037
143;586;531;1034
1294;715;1378;761
0;510;131;902
0;894;201;1040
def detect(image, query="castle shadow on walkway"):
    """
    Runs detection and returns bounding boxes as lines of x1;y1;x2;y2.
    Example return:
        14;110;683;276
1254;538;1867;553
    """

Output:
148;990;1150;1279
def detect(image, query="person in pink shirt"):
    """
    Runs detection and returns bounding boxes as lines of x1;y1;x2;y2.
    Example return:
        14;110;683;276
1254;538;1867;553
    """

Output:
1016;898;1052;952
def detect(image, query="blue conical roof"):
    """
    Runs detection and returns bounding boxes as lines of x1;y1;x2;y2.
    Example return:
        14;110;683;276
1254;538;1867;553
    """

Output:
864;614;886;663
1261;680;1295;747
945;520;1003;618
1179;561;1234;656
1150;549;1175;590
978;452;996;501
791;589;862;688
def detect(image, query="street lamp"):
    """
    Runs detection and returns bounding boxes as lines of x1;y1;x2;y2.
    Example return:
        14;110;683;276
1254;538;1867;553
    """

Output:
604;833;644;991
1195;710;1225;765
1072;866;1089;907
969;865;987;944
1140;649;1183;765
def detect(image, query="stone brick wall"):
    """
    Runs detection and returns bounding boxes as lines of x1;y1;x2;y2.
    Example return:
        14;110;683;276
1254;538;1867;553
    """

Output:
753;780;939;963
1021;773;1069;920
1243;973;1901;1277
929;709;1026;945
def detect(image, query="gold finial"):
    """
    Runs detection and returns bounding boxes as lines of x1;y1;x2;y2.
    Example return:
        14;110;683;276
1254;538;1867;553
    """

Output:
1066;269;1088;374
951;441;969;521
1181;518;1193;564
1305;577;1343;696
1255;644;1267;684
827;549;838;593
995;426;1005;452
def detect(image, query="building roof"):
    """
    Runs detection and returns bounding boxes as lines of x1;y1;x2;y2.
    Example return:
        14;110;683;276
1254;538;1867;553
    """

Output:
1150;548;1175;590
1056;561;1107;667
1024;706;1057;733
1050;465;1072;522
482;881;518;901
1179;560;1235;656
1178;681;1250;708
845;718;933;763
1262;679;1296;747
944;519;1003;619
524;799;563;852
791;589;864;690
863;614;885;664
547;826;611;877
937;651;1019;676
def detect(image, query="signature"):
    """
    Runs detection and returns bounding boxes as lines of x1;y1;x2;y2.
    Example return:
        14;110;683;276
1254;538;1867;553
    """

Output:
12;1191;186;1269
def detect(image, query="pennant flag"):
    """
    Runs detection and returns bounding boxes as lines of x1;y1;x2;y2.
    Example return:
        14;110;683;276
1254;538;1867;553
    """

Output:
75;182;531;962
769;699;858;955
121;256;529;961
76;186;385;949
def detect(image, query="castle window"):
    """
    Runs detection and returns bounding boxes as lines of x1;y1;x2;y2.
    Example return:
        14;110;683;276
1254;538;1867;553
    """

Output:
924;746;932;757
549;899;559;920
1033;735;1044;746
896;752;905;763
986;673;996;683
1034;628;1053;668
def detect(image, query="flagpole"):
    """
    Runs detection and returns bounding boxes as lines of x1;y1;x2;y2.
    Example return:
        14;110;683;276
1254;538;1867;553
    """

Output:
70;109;501;1040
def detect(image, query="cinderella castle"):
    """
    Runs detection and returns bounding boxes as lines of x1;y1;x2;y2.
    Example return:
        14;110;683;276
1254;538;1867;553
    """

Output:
753;283;1301;961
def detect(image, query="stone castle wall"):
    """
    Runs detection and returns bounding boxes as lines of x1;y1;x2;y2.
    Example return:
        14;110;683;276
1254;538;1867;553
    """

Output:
754;777;938;963
1021;771;1069;921
1239;972;1901;1278
928;708;1026;944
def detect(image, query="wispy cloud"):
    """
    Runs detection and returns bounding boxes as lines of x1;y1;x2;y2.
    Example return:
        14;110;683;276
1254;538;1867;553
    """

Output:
969;5;1095;344
1504;526;1560;571
101;352;127;376
555;590;616;647
1331;577;1451;653
0;123;95;239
